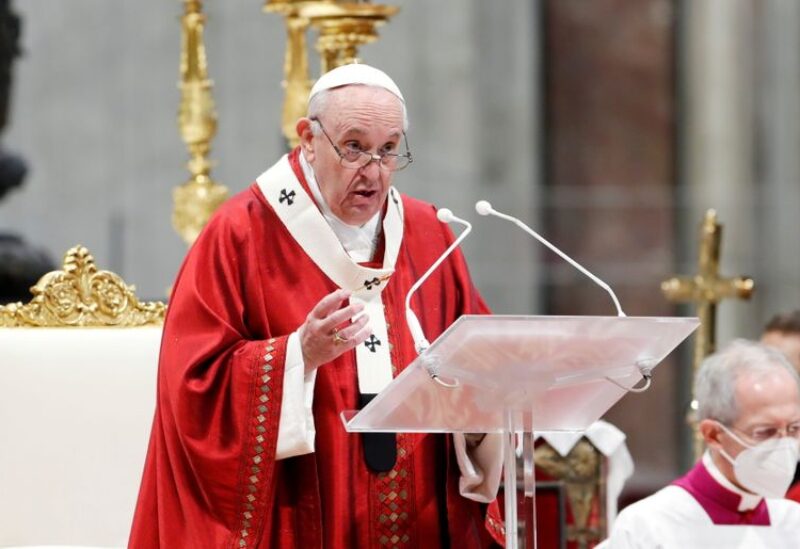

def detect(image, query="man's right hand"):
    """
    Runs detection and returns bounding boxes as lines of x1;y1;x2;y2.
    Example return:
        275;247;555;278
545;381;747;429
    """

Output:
298;289;372;373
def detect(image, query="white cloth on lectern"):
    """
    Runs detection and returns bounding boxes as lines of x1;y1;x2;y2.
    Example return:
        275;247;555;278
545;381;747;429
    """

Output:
453;433;504;503
535;420;634;527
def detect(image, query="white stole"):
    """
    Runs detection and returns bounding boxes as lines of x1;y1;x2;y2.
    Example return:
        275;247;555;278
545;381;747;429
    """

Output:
256;154;404;394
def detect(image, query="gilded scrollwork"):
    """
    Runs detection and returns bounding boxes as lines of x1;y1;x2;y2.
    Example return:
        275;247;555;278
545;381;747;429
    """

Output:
0;245;165;327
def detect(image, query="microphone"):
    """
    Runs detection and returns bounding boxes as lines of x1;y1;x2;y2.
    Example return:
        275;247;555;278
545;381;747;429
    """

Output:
405;207;473;354
436;208;457;223
475;200;626;317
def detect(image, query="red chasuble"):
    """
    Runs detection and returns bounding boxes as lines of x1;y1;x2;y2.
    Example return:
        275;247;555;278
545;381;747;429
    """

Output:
129;149;503;549
788;465;800;503
785;478;800;503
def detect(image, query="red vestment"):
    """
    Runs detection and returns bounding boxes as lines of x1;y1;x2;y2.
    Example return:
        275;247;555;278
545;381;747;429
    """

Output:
787;481;800;503
129;149;503;548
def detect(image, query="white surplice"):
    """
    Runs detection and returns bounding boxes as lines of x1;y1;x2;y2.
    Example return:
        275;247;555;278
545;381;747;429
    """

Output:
604;453;800;548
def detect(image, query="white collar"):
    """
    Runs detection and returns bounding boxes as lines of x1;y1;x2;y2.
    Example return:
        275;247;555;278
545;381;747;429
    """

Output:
299;151;382;263
255;154;404;294
256;154;404;394
702;451;763;511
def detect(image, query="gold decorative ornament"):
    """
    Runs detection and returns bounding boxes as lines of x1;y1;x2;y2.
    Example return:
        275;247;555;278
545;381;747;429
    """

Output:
264;0;314;148
265;1;400;148
662;209;754;457
535;439;605;548
174;0;228;246
0;246;166;327
301;2;399;74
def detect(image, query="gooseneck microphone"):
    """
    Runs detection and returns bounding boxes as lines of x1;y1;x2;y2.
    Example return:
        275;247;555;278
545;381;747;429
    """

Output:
475;200;626;317
404;207;473;354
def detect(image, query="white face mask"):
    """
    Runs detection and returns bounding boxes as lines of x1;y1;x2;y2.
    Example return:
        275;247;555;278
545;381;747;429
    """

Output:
718;423;800;499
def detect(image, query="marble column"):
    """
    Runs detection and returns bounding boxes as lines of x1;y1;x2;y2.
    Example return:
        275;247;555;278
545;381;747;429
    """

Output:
680;0;758;340
543;0;679;493
754;0;800;323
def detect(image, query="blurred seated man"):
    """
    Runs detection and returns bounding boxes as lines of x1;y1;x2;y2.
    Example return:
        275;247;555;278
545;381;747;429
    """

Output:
760;310;800;502
761;310;800;372
606;340;800;548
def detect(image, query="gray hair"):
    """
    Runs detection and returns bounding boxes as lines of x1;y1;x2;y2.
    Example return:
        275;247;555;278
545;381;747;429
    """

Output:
307;85;409;134
694;338;800;424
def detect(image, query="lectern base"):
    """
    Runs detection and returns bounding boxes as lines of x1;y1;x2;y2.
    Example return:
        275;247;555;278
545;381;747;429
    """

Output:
503;411;538;549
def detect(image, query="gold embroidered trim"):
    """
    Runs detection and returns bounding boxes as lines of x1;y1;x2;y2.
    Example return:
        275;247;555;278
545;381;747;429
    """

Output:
487;514;505;536
374;315;413;547
235;338;277;548
374;434;414;548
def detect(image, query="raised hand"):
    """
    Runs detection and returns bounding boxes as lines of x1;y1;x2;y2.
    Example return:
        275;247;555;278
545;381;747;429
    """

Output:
298;288;372;372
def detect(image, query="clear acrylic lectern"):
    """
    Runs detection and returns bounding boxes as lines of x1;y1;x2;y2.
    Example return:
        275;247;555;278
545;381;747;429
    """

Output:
342;315;699;549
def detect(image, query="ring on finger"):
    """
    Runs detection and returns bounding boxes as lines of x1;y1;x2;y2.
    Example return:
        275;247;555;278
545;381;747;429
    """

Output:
332;328;348;344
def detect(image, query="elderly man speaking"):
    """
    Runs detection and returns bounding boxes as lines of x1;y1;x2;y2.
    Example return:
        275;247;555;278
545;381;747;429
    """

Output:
129;64;503;548
606;340;800;548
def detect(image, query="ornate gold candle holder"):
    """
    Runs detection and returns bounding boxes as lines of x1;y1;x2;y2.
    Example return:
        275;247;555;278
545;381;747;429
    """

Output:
300;2;399;73
264;0;316;148
265;1;399;147
173;0;228;246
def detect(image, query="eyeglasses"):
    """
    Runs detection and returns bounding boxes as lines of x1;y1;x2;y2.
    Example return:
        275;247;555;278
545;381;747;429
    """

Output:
311;117;413;172
724;422;800;443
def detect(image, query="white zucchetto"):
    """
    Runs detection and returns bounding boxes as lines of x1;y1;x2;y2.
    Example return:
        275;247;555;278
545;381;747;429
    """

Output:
308;63;404;104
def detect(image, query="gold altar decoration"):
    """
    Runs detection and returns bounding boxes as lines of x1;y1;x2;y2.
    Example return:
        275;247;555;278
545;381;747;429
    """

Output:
264;0;314;149
0;246;166;328
265;1;399;147
174;0;229;246
662;209;755;457
301;2;399;74
535;439;605;549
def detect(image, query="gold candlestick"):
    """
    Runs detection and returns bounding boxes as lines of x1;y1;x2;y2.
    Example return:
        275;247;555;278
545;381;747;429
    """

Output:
265;1;399;147
173;0;228;246
265;0;314;148
301;2;399;73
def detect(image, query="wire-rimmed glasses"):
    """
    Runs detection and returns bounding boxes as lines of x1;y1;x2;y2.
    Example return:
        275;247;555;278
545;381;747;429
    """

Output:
311;117;413;172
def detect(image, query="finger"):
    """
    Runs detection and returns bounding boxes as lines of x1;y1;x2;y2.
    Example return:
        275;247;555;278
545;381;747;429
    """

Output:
336;314;370;341
318;302;365;333
347;322;373;348
310;289;351;320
